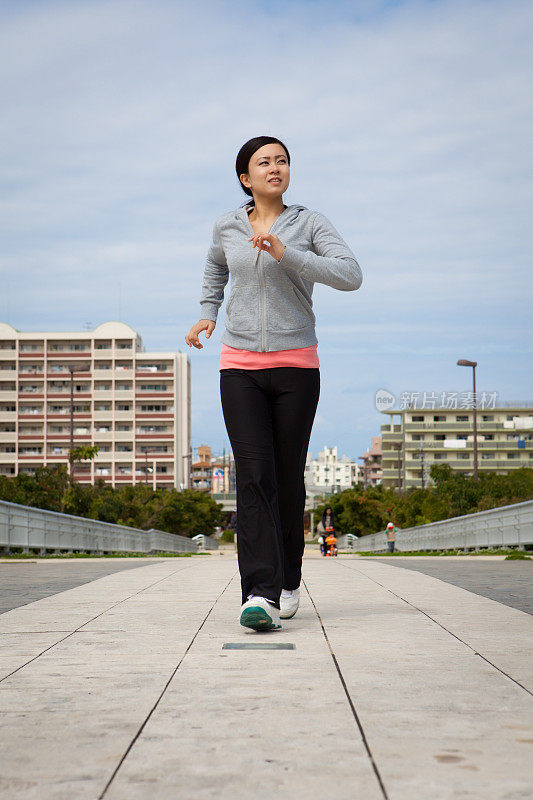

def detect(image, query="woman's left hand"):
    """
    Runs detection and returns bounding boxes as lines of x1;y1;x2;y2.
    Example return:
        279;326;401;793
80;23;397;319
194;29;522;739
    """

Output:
248;233;286;262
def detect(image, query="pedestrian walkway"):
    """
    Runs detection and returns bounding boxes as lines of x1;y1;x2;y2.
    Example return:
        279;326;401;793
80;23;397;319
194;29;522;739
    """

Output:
0;554;532;799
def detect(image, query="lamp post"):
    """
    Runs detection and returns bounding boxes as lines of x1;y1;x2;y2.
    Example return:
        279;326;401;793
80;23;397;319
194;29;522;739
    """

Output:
457;359;478;481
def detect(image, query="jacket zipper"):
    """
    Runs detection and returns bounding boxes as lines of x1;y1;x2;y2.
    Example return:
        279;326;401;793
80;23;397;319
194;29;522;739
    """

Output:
248;207;290;353
257;249;266;351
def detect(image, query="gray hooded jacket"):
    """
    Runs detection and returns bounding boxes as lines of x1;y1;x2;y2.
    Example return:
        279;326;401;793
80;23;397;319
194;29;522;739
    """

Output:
199;203;362;352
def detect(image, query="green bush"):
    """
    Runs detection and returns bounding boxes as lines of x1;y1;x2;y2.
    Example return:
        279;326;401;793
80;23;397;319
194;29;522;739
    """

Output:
219;529;235;543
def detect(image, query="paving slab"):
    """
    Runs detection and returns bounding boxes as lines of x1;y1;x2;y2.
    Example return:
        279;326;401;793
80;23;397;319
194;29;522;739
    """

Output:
369;556;533;614
0;556;531;799
0;559;168;613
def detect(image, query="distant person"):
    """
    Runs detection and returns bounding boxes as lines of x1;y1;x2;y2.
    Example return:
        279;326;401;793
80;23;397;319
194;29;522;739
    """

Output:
185;136;362;631
320;507;336;556
386;522;397;553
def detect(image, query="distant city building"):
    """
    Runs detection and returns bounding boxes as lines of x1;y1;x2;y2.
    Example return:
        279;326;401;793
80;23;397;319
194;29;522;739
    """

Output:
360;435;382;487
381;405;533;490
0;321;190;489
191;444;235;494
305;445;360;493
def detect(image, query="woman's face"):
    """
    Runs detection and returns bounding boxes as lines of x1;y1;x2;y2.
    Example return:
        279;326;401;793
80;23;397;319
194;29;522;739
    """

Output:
240;143;290;201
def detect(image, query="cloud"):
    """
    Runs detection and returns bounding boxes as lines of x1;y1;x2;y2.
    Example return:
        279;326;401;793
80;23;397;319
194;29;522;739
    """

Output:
1;0;532;459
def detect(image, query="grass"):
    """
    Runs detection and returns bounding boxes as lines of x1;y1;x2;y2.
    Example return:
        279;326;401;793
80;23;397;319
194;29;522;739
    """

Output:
504;551;532;560
0;550;210;559
339;547;532;558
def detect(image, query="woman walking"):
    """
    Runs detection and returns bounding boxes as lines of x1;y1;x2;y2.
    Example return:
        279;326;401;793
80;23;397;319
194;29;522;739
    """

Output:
185;136;362;631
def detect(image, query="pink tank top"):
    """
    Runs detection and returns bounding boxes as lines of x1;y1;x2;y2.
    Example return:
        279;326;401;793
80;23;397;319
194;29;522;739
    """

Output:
219;343;319;370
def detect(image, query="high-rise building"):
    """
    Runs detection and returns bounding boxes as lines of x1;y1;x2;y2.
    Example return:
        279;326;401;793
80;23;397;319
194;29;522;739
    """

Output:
381;405;533;490
0;321;191;489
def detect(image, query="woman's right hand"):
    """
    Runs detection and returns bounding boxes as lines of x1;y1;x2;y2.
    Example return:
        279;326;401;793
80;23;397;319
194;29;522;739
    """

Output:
185;319;216;349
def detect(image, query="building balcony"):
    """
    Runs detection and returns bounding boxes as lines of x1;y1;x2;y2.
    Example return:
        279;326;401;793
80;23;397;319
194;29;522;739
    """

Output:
46;351;91;359
0;411;16;421
135;412;173;419
114;431;134;441
404;421;506;431
113;368;134;377
136;371;174;378
136;432;173;439
114;410;135;420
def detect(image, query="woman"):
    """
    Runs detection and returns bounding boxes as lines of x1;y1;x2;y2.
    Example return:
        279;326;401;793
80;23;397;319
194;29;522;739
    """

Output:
185;136;362;631
320;506;336;556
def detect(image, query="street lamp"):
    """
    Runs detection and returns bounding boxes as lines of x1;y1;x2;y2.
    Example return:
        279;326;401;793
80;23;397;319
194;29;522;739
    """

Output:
457;359;478;481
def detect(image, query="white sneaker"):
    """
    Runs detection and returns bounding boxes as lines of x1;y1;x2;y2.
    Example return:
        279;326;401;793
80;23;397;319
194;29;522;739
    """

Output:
239;596;282;631
280;587;300;619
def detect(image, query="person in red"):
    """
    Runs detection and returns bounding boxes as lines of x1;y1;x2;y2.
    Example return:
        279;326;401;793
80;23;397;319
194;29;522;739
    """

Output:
186;136;363;630
386;522;397;553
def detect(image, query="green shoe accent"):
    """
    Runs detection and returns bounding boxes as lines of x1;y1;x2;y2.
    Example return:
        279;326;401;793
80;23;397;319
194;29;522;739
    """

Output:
240;606;282;631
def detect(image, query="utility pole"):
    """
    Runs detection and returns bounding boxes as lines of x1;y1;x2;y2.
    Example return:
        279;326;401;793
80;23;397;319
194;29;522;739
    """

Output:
457;359;479;481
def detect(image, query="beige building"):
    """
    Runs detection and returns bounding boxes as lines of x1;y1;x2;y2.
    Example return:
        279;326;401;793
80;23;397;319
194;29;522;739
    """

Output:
381;405;533;490
305;445;361;493
0;321;191;489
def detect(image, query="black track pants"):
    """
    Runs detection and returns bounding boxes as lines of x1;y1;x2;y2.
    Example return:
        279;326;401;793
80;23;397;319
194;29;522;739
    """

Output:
220;367;320;608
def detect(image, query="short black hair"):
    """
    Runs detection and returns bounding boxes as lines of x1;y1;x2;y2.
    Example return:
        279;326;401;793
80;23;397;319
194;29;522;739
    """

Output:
235;136;290;205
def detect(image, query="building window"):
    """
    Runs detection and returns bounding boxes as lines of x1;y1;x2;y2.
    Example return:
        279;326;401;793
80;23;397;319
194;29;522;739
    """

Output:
456;415;469;422
411;416;424;422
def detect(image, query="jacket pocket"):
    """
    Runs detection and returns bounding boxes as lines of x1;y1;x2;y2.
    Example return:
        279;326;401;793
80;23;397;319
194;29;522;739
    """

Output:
225;284;261;332
292;284;316;324
266;282;314;331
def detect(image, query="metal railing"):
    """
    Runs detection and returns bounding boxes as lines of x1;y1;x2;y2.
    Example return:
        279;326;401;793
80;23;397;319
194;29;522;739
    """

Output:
0;499;215;554
346;500;533;552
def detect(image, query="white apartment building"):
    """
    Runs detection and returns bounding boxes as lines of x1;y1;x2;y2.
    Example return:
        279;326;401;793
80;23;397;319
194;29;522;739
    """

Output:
381;405;533;490
0;321;191;489
305;445;360;493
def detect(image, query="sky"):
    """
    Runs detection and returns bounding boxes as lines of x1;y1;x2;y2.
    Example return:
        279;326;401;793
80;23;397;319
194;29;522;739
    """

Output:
1;0;532;462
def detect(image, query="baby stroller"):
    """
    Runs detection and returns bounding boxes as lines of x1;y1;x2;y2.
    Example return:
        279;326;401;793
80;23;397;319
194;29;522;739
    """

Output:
325;528;338;557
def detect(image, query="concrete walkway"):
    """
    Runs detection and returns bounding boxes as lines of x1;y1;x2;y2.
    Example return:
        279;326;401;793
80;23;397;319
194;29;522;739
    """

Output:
0;554;532;799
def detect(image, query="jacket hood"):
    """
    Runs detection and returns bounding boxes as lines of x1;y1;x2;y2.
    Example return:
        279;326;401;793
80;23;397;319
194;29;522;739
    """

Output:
235;203;308;226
